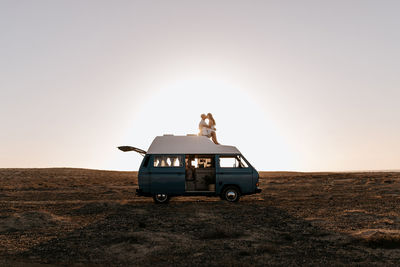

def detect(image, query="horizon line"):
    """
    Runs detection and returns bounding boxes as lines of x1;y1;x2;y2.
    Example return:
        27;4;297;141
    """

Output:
0;167;399;173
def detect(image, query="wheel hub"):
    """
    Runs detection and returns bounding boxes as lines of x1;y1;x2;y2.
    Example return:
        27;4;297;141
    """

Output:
156;194;168;202
226;190;237;201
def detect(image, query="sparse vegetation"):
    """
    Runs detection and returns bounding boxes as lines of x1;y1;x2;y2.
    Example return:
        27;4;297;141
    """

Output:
200;226;243;239
364;233;400;249
0;169;400;266
106;234;142;245
255;243;277;254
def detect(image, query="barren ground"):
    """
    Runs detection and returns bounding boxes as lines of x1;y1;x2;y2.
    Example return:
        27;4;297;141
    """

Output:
0;168;400;266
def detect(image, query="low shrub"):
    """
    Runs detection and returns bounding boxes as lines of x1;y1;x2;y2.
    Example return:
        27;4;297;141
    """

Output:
364;234;400;249
200;226;243;239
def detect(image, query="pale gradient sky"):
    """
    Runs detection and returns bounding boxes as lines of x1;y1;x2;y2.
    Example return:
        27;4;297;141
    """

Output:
1;0;399;171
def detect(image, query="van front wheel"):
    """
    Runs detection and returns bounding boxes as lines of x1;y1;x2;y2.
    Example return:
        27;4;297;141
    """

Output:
222;186;240;202
153;193;170;204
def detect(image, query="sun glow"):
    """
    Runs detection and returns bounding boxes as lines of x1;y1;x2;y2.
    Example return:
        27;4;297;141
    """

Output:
113;76;294;171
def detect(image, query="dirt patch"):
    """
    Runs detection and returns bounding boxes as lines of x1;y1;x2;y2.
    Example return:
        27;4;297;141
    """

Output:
0;211;67;232
72;202;126;215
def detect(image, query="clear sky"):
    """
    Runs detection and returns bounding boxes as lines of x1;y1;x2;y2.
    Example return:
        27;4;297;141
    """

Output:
1;0;399;171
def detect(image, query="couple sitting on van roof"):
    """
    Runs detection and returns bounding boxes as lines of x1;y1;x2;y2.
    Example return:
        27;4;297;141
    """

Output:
198;113;220;145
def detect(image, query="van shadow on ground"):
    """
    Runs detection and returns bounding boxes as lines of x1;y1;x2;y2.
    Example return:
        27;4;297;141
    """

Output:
6;201;398;266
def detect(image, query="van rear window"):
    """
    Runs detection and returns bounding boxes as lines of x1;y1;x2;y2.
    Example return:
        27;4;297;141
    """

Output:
142;156;150;168
154;156;183;167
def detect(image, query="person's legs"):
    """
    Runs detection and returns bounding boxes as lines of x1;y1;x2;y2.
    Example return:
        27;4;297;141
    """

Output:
211;132;219;145
200;127;209;137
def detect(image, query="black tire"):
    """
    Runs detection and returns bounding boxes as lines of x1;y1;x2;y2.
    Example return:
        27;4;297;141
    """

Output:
153;193;170;204
222;186;241;202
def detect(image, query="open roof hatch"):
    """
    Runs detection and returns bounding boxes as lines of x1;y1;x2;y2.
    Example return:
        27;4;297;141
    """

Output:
117;146;147;156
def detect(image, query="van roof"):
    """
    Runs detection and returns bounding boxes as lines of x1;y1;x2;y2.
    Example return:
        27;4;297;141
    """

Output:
147;135;241;155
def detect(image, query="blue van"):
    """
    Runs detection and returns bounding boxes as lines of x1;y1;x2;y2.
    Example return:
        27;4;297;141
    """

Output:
119;135;261;203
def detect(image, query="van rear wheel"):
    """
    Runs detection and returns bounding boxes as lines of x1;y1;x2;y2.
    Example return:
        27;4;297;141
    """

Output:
153;193;170;204
222;186;240;202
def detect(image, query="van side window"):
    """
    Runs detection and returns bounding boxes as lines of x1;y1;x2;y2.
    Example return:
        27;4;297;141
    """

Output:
154;156;182;167
219;156;249;168
186;156;215;169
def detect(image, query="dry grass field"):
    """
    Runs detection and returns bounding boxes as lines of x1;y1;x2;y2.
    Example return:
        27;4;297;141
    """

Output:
0;168;400;266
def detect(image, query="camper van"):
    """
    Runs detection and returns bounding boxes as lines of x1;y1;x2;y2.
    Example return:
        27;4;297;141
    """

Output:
119;135;261;203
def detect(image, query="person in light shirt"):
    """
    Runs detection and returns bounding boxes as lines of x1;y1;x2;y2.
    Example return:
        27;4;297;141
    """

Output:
198;113;219;145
